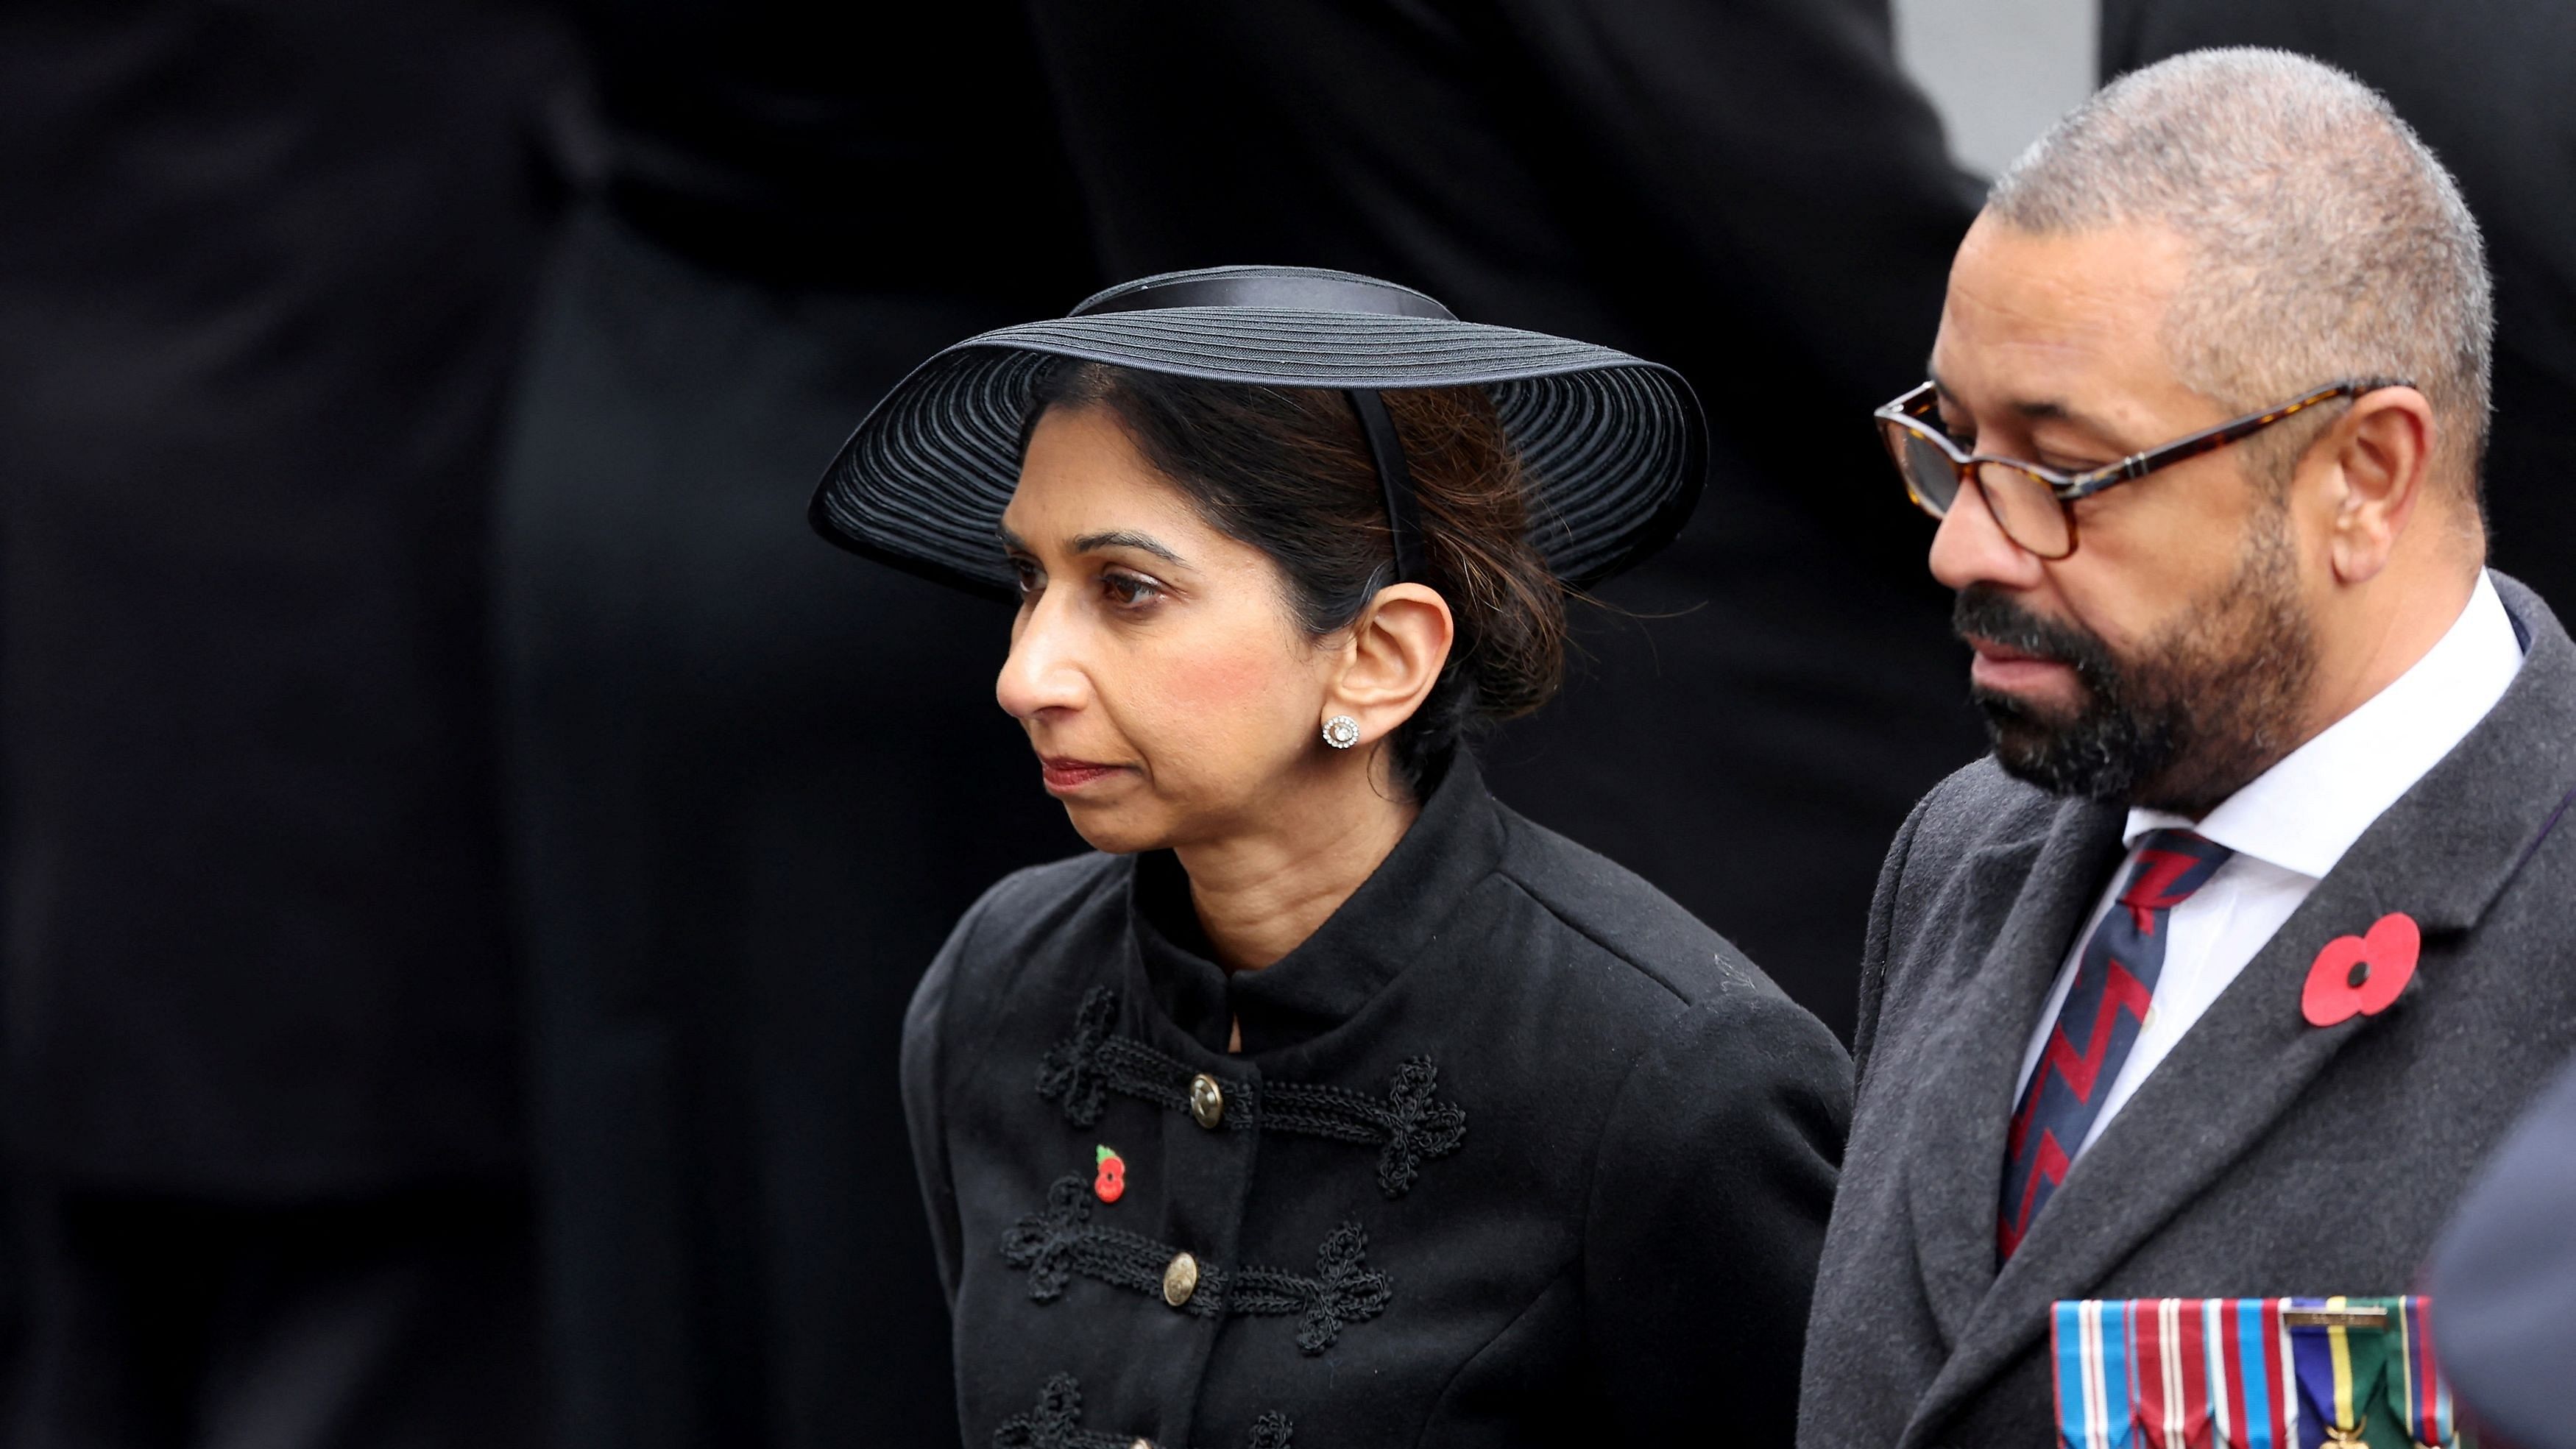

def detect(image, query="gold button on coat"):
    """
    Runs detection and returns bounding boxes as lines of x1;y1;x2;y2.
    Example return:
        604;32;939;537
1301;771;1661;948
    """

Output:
1129;1439;1154;1449
1188;1073;1225;1129
1162;1251;1200;1307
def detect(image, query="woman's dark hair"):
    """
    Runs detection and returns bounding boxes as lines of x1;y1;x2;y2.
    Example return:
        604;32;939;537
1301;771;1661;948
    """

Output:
1027;361;1568;793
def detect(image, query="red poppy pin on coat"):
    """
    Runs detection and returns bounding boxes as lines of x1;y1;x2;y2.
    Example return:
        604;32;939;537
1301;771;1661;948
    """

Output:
2302;912;2421;1027
1093;1145;1125;1204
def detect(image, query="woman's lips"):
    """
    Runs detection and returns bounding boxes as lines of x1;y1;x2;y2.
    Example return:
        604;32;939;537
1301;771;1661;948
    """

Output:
1039;757;1128;793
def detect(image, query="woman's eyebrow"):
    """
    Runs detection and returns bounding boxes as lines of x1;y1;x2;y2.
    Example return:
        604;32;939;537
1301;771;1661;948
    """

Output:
1071;529;1186;565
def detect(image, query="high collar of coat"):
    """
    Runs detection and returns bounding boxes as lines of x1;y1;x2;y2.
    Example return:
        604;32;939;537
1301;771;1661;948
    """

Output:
1125;748;1508;1057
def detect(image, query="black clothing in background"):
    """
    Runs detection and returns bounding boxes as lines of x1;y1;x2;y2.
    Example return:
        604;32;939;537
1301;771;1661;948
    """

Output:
10;1189;539;1449
1024;0;1989;1040
568;2;1090;291
0;0;546;1200
504;8;1090;1448
0;2;562;1444
2427;1051;2576;1449
907;755;1850;1447
2103;0;2576;617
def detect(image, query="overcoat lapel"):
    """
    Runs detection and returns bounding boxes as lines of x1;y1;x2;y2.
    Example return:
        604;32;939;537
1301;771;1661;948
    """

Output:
1897;797;2126;1347
1900;575;2576;1447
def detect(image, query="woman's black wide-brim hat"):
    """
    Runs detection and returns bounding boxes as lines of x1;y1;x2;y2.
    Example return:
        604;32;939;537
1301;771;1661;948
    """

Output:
810;264;1707;598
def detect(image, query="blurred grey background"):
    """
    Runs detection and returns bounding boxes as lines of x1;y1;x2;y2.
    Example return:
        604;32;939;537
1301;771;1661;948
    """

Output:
1895;0;2098;176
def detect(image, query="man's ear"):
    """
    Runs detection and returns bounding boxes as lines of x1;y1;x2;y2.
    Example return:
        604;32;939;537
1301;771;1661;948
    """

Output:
1320;584;1454;748
2318;385;2438;586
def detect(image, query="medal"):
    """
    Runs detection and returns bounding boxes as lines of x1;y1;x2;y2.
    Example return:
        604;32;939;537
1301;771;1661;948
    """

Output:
2391;1297;2460;1449
2287;1298;2390;1449
2053;1297;2473;1448
2053;1297;2297;1448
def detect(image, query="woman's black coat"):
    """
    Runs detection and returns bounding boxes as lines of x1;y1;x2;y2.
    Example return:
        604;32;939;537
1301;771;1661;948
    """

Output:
904;756;1853;1446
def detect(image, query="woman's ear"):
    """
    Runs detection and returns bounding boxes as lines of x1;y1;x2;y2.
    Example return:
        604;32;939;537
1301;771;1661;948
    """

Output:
1323;584;1454;746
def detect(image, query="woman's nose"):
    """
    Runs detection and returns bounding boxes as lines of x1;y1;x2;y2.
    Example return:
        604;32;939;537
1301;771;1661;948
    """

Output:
995;598;1087;720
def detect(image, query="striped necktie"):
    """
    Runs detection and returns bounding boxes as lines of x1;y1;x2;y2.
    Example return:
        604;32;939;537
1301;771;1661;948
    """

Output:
1998;829;2234;1261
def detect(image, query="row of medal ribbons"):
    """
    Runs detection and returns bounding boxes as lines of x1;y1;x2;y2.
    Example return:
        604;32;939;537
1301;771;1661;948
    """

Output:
2052;1297;2466;1449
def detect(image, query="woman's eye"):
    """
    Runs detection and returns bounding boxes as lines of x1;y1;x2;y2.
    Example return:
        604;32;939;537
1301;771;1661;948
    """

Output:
1008;558;1043;599
1101;570;1164;607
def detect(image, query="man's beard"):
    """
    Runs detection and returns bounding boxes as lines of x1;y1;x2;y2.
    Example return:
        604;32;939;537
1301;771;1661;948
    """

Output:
1956;512;2318;815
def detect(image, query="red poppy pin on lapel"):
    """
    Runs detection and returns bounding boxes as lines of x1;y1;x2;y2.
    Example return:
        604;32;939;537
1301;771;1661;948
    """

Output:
2301;912;2421;1027
1092;1145;1125;1204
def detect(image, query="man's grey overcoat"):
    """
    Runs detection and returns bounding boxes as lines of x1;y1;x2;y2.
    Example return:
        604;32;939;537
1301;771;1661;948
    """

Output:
1800;573;2576;1448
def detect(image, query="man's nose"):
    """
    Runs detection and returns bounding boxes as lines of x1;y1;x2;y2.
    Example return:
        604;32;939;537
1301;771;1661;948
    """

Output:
1928;473;2048;593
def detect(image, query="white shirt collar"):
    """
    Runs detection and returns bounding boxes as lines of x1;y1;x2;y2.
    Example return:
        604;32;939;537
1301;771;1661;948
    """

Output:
2123;570;2524;879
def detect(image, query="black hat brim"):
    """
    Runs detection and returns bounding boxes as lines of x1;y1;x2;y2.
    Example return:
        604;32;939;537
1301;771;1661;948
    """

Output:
810;305;1708;601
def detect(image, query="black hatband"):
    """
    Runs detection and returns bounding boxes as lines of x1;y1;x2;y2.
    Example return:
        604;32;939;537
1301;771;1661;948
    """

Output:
1347;390;1427;584
1075;272;1454;321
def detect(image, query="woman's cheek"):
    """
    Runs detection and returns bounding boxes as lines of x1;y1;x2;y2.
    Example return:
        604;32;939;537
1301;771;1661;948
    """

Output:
1132;635;1306;777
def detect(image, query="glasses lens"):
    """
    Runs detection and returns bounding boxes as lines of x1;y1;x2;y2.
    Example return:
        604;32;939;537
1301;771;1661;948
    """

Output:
1975;461;2073;559
1885;420;1960;517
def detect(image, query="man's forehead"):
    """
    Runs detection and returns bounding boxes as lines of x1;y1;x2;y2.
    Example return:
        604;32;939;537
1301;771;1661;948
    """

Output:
1933;218;2193;416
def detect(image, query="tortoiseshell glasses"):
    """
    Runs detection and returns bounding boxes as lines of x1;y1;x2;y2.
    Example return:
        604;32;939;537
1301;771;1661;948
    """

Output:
1873;378;2416;559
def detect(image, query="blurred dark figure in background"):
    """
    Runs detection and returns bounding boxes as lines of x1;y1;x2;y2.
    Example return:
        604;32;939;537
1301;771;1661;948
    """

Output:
1022;0;1986;1037
1024;0;1986;1038
495;7;1089;1447
2104;0;2576;615
0;4;563;1446
2428;1050;2576;1449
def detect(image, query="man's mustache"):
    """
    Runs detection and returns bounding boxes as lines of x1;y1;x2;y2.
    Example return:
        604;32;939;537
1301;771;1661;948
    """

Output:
1952;586;2120;691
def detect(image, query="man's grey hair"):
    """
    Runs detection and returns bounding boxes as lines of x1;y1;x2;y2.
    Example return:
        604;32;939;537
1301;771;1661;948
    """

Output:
1988;49;2493;498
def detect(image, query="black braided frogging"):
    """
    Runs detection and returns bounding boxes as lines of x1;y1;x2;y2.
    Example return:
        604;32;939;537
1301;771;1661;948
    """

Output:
1034;988;1467;1198
1001;1177;1391;1356
992;1373;1295;1449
